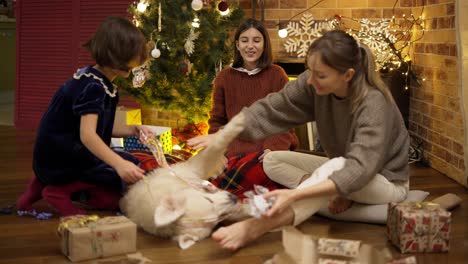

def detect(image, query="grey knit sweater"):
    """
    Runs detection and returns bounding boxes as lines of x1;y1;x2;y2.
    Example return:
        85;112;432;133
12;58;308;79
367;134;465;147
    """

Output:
240;70;409;195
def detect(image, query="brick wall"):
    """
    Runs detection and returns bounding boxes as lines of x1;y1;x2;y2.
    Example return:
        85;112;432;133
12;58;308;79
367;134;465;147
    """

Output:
239;0;465;186
410;0;465;186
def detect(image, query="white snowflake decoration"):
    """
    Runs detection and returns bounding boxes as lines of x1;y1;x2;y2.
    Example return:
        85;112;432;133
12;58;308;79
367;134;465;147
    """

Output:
184;28;200;56
283;13;337;58
351;19;399;69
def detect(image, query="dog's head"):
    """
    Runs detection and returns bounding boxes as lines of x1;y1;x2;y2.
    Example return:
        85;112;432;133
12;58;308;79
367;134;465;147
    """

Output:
153;178;239;249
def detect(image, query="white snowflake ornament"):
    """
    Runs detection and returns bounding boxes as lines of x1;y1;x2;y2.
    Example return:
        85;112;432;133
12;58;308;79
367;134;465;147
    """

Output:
283;13;337;58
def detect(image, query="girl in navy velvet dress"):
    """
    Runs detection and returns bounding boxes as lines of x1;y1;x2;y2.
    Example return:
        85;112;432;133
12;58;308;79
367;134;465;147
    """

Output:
16;16;153;215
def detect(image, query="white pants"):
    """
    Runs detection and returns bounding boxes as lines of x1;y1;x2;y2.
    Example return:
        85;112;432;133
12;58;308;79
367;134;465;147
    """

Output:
262;151;409;225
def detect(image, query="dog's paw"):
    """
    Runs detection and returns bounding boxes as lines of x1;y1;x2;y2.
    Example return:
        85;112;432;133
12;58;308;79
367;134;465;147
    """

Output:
219;113;245;141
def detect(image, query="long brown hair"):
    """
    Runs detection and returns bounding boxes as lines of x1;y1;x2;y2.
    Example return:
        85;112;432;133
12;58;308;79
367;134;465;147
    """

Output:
307;30;393;113
83;16;148;70
232;18;272;69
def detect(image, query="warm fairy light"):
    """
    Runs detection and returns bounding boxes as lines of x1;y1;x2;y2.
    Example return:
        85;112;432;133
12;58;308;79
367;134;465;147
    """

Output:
137;1;148;12
278;28;288;38
173;145;182;150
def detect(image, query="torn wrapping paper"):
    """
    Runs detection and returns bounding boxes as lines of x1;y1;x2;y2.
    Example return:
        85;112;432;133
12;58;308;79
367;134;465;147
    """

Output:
265;226;393;264
243;185;275;218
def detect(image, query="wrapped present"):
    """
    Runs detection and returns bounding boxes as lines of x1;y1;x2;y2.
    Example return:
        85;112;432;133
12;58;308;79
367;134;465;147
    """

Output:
115;107;142;125
387;202;451;253
123;125;172;154
58;215;137;262
267;226;392;264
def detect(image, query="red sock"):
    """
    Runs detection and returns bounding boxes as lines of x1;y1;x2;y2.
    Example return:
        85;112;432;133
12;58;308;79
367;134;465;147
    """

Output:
16;176;45;210
42;182;95;216
86;187;121;210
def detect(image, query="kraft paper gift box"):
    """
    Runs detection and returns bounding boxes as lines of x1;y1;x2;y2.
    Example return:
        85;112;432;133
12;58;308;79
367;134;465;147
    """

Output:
387;202;451;253
58;215;137;262
265;226;393;264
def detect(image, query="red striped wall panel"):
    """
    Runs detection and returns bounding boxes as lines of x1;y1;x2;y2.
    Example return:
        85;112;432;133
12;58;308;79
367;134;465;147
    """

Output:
15;0;136;129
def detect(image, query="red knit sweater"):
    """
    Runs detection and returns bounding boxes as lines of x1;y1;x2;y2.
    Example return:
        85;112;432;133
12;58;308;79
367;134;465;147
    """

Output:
209;64;298;157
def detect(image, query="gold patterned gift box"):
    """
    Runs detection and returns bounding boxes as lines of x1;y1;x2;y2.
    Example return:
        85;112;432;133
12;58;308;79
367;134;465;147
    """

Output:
57;215;137;262
387;202;451;253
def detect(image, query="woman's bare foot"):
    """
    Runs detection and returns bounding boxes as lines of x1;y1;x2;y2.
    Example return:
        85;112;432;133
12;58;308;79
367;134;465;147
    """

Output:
328;196;353;214
212;218;266;250
212;208;295;250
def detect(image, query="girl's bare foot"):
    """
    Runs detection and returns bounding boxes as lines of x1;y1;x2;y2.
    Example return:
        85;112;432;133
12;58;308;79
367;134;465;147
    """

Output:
328;195;353;214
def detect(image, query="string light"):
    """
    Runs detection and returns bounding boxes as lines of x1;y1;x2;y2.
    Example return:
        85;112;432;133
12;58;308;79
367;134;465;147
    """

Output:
137;0;148;12
278;0;425;89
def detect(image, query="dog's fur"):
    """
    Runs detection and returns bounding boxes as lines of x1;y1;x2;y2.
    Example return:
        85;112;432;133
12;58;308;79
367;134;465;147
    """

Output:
119;114;246;249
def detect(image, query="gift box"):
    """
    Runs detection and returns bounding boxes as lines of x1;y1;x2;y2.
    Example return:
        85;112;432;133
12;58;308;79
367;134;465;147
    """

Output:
387;202;451;253
115;107;142;125
265;226;393;264
58;215;137;262
123;126;172;154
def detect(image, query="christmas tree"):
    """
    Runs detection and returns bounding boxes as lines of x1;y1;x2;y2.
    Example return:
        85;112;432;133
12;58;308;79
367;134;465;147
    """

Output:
116;0;244;123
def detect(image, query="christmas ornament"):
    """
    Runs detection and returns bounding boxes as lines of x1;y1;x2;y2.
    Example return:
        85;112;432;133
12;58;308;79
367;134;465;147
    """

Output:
151;47;161;58
132;62;151;88
217;1;229;12
191;0;203;11
179;59;192;76
148;38;161;58
184;28;200;56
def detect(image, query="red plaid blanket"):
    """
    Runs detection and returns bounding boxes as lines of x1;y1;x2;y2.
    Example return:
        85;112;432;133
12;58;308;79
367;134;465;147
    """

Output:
132;151;286;200
210;151;285;199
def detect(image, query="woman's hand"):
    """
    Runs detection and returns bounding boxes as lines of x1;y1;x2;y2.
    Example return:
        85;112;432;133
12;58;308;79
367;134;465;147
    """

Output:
115;160;145;184
262;189;298;217
186;134;216;150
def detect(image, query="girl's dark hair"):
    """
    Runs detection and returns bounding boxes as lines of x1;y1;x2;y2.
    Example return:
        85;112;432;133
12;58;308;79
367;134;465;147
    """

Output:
83;16;148;70
307;30;393;113
232;18;272;69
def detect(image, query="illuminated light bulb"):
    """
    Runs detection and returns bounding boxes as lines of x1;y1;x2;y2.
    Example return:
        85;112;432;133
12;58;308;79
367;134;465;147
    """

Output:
405;86;409;90
173;145;182;150
422;78;426;81
137;1;148;12
192;17;200;28
278;28;288;38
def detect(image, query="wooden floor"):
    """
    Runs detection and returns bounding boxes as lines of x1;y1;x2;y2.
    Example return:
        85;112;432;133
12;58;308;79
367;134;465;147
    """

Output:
0;125;467;264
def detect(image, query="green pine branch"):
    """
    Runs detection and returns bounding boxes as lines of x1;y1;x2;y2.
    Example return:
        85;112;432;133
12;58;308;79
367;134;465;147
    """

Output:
115;0;245;123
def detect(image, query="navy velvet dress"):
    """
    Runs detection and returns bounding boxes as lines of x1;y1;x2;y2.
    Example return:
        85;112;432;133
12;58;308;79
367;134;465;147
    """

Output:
33;66;138;190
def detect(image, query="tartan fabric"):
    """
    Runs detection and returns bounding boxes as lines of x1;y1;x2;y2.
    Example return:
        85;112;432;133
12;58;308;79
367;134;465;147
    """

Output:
131;150;286;200
210;151;285;199
130;151;182;172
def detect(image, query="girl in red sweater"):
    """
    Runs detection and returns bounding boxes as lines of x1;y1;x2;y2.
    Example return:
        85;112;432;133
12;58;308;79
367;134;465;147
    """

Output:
190;18;298;158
